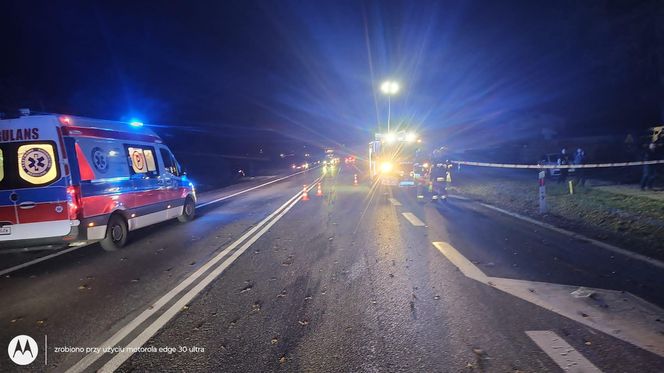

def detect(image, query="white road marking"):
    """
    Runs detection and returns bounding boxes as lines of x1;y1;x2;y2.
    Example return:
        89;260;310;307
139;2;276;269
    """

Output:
526;330;603;373
0;170;312;277
431;241;664;358
198;168;313;208
67;178;321;373
402;212;425;226
449;196;664;270
0;245;85;277
388;198;402;206
432;241;487;282
99;181;311;372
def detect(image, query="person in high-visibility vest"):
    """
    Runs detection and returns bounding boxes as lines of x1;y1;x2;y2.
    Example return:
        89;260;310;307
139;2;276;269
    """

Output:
430;162;445;201
429;147;451;202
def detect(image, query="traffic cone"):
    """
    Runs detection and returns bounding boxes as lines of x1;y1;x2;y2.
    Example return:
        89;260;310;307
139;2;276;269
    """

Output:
302;185;309;201
316;182;323;196
353;174;358;186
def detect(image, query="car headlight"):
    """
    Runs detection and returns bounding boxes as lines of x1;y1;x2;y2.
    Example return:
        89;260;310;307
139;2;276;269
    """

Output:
380;162;394;173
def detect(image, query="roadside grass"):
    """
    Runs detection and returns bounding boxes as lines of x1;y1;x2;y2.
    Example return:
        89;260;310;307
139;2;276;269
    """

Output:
450;176;664;261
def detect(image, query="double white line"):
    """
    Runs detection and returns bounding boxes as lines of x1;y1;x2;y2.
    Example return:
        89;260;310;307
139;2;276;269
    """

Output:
67;177;322;373
0;169;316;277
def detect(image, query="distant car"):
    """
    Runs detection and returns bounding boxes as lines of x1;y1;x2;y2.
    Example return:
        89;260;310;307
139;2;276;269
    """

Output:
539;153;575;177
291;162;309;170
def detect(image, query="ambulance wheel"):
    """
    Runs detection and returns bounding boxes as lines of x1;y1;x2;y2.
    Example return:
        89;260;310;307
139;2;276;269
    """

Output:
101;214;128;251
178;197;196;223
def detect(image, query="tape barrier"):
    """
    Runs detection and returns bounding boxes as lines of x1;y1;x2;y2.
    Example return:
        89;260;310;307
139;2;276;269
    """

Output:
451;159;664;169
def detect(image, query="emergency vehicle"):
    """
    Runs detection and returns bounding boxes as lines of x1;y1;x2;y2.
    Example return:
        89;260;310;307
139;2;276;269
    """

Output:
0;113;196;251
368;131;421;186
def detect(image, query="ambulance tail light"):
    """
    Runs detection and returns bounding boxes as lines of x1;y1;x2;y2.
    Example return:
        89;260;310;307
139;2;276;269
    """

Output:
67;186;82;220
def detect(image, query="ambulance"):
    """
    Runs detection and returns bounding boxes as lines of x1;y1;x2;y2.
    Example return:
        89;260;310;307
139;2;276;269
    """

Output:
0;113;196;251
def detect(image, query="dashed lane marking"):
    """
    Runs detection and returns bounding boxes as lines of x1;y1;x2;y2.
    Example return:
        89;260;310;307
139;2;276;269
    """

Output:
388;198;402;206
402;212;425;226
526;330;603;373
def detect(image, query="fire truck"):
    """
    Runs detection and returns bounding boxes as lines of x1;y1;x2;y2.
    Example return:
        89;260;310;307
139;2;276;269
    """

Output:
368;131;423;186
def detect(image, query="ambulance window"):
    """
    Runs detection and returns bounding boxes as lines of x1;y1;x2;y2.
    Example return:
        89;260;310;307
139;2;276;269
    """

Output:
159;148;180;176
143;149;157;172
75;138;130;180
17;143;60;185
126;145;159;178
171;155;182;176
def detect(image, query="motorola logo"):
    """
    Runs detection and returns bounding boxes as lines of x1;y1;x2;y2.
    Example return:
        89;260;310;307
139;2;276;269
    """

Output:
7;335;38;365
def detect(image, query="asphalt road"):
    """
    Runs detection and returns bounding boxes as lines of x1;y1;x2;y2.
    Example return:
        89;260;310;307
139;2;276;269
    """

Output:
1;165;663;372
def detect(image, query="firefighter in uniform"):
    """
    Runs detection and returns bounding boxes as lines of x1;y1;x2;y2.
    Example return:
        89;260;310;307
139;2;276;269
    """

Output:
429;147;452;202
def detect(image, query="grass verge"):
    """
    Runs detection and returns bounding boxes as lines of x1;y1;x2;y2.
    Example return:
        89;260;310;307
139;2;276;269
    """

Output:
450;173;664;262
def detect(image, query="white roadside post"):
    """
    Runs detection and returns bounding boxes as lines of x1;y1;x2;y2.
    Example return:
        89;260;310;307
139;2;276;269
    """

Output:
538;170;547;214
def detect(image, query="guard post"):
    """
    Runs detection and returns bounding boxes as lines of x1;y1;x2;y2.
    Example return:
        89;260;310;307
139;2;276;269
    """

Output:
538;169;547;214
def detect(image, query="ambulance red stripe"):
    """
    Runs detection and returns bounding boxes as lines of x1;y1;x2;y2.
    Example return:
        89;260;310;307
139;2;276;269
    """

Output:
61;126;161;143
14;202;68;224
80;187;189;218
0;206;18;224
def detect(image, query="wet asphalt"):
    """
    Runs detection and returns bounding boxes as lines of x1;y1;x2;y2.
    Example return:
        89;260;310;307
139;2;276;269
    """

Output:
1;166;663;372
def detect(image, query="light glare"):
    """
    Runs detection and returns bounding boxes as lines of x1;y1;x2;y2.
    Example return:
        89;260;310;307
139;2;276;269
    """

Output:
385;133;397;143
380;80;400;95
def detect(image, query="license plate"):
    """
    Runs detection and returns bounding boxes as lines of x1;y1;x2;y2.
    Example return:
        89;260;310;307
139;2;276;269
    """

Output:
0;227;10;235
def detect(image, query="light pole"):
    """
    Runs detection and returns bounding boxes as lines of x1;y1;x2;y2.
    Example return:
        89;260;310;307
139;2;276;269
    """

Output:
380;80;400;133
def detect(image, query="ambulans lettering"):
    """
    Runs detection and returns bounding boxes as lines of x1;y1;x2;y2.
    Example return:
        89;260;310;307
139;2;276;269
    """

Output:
0;128;40;142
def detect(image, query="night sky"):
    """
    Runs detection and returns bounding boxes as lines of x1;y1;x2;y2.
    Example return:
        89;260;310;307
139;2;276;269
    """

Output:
1;0;663;154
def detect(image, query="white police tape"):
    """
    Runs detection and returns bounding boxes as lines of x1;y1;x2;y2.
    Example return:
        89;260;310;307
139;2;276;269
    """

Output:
451;160;664;169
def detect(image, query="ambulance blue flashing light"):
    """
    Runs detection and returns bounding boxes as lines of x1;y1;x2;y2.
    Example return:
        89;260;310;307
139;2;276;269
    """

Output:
129;119;144;127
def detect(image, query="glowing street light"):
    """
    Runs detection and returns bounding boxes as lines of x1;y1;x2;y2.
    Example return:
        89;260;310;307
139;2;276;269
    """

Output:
380;80;400;95
380;80;400;132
